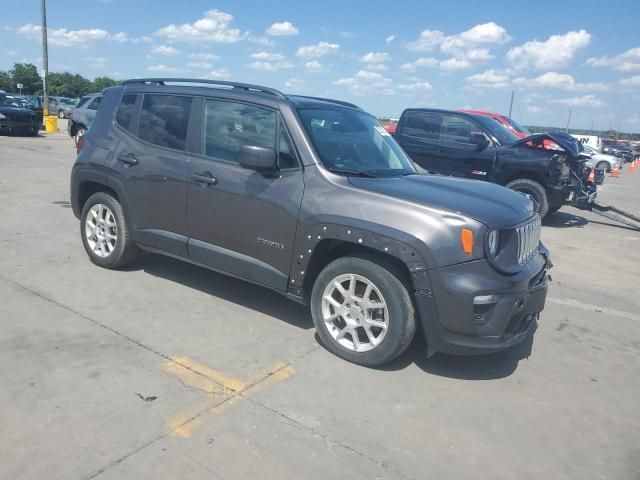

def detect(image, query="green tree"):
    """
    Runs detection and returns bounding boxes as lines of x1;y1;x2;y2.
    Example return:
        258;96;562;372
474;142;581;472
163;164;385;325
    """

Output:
92;76;118;92
48;72;93;97
0;70;12;92
9;63;42;94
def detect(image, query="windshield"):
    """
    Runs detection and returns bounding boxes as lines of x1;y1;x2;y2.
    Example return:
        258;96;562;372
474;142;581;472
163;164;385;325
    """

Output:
500;115;530;135
472;115;521;146
296;107;416;176
61;98;77;105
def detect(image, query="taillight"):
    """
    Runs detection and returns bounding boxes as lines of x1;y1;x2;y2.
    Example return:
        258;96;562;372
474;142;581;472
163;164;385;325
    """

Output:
76;135;85;154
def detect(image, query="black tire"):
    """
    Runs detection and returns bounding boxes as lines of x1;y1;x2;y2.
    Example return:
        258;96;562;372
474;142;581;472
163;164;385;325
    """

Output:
58;109;65;119
310;256;416;367
28;126;39;137
595;161;610;173
80;192;138;269
506;178;549;218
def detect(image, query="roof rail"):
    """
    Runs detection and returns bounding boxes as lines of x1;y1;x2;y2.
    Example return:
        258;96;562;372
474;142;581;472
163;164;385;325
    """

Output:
121;78;287;99
291;95;362;110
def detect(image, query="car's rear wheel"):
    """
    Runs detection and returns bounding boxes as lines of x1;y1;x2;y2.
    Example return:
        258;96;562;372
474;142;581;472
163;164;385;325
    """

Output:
506;178;549;218
80;192;138;269
310;256;416;367
595;161;610;173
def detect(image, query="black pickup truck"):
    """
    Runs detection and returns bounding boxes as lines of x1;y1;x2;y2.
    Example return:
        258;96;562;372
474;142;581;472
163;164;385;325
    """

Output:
394;108;595;217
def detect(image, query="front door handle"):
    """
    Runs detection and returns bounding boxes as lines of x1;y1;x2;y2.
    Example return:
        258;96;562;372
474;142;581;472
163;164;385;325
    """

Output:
117;153;139;165
191;173;217;185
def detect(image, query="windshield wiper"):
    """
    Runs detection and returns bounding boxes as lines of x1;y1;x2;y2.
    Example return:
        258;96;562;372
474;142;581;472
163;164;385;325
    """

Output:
327;167;379;178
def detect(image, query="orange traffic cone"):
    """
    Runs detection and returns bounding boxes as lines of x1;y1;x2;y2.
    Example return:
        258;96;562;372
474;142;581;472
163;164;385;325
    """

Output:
611;164;620;177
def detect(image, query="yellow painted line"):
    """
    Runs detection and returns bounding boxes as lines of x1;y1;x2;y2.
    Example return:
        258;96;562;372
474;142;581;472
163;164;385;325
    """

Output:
163;357;295;438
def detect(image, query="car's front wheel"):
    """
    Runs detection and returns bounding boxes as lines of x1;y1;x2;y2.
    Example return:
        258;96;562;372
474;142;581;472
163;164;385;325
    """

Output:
310;256;416;367
506;178;549;218
58;109;65;119
595;161;610;173
80;192;138;269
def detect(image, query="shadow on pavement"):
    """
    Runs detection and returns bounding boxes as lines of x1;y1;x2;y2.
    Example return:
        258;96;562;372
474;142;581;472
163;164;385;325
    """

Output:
119;252;536;379
543;211;588;228
132;252;313;331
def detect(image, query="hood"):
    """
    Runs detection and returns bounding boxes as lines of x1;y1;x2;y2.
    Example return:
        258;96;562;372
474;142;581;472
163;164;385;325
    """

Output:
348;174;535;229
0;105;35;115
513;133;579;157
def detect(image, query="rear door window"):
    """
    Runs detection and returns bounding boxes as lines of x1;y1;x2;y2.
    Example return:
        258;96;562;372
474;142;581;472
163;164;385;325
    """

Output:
202;99;276;163
402;112;442;140
138;94;193;151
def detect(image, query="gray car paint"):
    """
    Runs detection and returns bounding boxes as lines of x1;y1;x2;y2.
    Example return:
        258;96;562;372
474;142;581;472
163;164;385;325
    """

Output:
70;81;550;357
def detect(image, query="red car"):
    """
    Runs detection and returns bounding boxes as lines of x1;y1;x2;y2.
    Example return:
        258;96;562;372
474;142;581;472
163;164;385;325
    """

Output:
460;110;531;139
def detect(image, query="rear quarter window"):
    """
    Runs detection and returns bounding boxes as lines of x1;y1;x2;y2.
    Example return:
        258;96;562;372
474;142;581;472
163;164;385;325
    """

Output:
115;94;138;133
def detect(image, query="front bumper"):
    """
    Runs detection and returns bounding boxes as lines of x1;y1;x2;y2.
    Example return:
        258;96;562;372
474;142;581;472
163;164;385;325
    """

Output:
415;244;551;356
0;120;39;134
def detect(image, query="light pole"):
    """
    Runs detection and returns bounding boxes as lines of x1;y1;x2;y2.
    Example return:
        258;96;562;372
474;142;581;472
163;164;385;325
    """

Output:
41;0;49;117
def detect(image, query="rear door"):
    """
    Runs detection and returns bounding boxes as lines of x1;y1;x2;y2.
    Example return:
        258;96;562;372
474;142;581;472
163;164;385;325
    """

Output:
186;97;304;291
108;93;192;256
395;111;452;174
84;96;102;127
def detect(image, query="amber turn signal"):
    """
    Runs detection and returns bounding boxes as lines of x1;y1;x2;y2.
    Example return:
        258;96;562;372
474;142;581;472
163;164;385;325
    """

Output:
460;228;474;255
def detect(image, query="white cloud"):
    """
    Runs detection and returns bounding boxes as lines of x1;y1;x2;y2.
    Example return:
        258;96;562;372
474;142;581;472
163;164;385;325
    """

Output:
154;9;245;44
365;64;388;71
333;70;393;95
465;69;510;89
284;78;305;90
187;62;213;70
440;22;510;56
86;56;106;69
513;71;609;91
246;51;293;71
620;75;640;87
208;68;231;78
147;64;181;73
359;52;390;63
464;48;494;61
400;57;438;72
506;30;591;70
266;21;298;36
304;60;326;73
188;52;219;61
555;95;605;108
397;81;433;92
407;29;444;52
526;106;548;114
296;41;340;59
386;35;395;45
151;45;179;56
440;57;472;71
17;23;127;47
587;47;640;72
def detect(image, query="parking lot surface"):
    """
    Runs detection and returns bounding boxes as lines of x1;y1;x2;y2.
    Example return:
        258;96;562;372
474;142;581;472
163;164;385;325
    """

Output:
1;133;639;480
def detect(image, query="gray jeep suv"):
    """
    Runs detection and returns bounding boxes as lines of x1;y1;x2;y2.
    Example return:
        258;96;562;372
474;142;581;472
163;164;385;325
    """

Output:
70;79;551;367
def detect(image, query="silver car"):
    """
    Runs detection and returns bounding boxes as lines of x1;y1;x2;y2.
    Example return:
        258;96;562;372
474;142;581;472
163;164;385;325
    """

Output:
582;144;620;172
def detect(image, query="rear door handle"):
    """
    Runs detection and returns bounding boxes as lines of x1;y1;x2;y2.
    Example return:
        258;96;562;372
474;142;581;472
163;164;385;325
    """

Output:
191;173;217;185
117;153;139;165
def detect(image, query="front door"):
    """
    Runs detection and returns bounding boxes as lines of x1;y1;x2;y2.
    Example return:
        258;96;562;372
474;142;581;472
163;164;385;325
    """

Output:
436;113;496;179
186;98;304;291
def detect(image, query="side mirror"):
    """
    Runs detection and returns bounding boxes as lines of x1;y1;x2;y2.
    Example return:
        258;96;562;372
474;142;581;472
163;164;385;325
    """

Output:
470;131;490;150
239;145;277;172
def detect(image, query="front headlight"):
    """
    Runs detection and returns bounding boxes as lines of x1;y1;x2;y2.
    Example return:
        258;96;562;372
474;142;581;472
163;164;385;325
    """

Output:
486;230;499;257
0;113;6;120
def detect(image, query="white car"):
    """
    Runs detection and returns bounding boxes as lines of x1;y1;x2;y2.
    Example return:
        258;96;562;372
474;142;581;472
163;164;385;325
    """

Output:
582;144;620;172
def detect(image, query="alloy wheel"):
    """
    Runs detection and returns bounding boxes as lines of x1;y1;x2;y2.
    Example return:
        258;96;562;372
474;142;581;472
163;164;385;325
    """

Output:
85;204;117;258
321;273;389;352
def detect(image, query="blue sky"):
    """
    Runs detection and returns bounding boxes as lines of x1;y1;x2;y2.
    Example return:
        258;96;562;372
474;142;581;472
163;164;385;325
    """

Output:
2;0;639;131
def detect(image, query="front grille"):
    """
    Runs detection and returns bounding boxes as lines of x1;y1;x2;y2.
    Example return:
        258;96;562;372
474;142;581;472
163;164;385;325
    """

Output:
516;217;541;265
